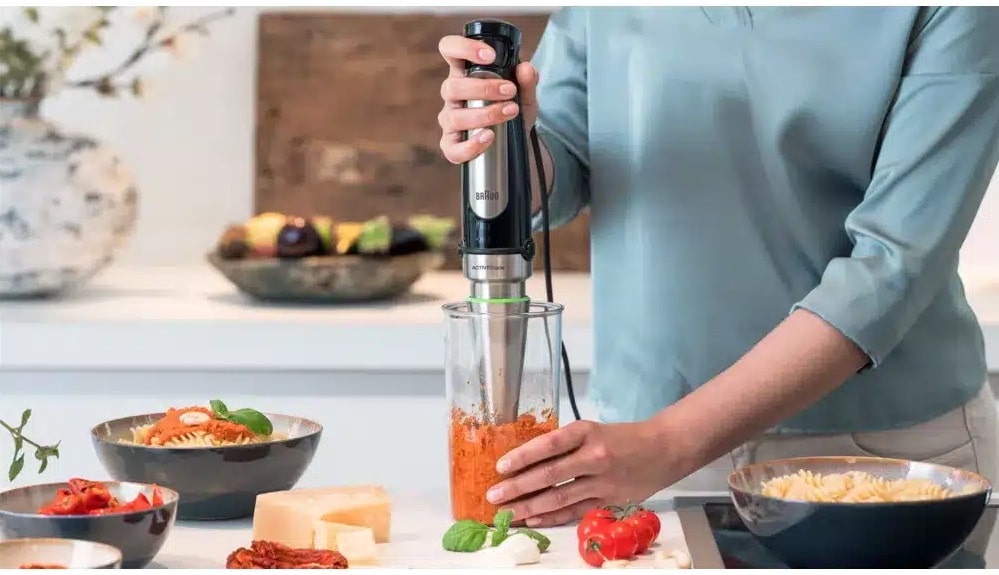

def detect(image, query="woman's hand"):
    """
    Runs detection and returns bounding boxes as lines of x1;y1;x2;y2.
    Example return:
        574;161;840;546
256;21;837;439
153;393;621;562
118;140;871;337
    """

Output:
484;420;671;528
437;34;540;164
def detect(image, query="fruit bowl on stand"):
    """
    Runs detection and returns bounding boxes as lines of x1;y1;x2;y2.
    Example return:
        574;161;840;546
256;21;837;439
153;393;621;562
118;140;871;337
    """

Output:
207;212;452;304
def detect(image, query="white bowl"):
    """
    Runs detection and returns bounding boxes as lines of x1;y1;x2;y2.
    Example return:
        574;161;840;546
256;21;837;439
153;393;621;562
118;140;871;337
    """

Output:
0;538;123;569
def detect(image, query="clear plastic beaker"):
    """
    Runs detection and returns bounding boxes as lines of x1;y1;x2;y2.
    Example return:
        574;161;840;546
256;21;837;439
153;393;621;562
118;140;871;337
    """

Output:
443;300;563;524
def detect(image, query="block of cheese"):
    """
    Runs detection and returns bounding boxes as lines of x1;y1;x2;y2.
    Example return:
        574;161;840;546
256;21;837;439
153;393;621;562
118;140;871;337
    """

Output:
313;522;378;564
252;485;392;553
292;484;388;497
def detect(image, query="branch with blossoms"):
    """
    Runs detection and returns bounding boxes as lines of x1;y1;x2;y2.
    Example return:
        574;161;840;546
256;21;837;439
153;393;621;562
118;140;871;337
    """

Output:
0;7;235;100
68;8;235;98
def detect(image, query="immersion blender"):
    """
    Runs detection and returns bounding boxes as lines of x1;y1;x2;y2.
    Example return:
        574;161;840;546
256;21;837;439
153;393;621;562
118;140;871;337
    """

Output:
458;19;580;425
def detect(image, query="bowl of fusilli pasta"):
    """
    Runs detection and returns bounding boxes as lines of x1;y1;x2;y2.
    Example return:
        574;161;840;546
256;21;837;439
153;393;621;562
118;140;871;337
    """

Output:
727;456;993;568
90;402;323;521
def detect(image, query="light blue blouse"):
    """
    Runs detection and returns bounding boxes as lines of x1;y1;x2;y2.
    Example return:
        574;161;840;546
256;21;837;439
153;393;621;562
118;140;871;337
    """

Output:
531;7;999;432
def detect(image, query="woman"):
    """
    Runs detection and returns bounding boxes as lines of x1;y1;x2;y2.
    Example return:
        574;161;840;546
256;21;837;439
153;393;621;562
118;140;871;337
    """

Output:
436;5;999;550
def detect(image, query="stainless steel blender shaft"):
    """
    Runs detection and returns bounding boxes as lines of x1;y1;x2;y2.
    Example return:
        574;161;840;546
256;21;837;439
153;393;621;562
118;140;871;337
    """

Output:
465;253;531;425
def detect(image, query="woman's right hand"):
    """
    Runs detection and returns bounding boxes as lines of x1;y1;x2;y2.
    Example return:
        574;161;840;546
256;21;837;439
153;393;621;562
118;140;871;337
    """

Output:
437;34;539;165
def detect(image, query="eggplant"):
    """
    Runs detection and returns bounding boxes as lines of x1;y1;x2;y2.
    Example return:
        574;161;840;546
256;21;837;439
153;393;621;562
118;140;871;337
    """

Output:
276;217;327;258
387;225;430;256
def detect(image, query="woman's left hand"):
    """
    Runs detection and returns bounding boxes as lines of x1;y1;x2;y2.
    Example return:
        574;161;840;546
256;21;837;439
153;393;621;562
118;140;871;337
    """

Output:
485;419;671;527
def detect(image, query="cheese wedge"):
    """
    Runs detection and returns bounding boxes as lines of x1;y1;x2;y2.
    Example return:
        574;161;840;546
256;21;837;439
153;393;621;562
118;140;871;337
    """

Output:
252;485;392;554
313;522;378;564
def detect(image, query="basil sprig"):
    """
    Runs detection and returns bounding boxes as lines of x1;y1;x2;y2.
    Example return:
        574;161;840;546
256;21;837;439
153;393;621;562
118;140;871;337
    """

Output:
442;509;550;553
209;399;273;436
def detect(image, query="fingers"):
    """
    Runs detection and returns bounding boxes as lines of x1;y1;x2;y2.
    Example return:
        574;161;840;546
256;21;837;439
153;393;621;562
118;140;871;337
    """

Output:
498;420;594;475
505;479;605;524
441;77;517;103
440;101;519;134
436;38;539;164
440;128;494;164
439;35;495;77
488;437;608;505
524;498;605;528
437;101;520;164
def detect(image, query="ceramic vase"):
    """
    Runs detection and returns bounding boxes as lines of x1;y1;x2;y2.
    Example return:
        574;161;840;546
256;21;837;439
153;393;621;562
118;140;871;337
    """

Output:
0;98;138;298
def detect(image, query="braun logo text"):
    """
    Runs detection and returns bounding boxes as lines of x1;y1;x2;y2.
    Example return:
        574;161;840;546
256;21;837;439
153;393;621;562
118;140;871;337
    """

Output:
475;190;499;201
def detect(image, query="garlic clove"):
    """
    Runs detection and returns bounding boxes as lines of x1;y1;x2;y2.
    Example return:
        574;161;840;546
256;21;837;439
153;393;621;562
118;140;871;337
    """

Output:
179;411;211;426
653;549;692;569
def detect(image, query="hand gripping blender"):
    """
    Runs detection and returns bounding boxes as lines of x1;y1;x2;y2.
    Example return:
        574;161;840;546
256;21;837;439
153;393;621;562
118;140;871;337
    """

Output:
458;19;579;426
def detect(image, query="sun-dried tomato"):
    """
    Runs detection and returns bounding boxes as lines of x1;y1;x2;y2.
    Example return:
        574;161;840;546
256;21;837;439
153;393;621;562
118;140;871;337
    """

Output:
225;541;348;569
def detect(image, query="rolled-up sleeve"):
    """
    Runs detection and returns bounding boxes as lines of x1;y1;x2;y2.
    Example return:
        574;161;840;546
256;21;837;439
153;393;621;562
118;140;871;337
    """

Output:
530;7;591;231
792;7;999;368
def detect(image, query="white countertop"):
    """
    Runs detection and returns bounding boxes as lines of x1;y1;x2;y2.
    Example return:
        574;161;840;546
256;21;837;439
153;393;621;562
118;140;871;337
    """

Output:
2;264;998;372
151;491;691;570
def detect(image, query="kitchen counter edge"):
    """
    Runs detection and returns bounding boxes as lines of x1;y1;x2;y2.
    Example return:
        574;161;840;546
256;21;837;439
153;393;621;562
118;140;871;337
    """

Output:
2;265;998;372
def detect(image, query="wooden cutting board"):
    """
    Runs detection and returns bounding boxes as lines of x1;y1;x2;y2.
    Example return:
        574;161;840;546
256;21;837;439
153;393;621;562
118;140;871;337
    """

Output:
254;11;592;272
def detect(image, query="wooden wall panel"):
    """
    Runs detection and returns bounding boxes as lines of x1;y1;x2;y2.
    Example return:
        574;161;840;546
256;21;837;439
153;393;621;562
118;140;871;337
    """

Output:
254;12;591;271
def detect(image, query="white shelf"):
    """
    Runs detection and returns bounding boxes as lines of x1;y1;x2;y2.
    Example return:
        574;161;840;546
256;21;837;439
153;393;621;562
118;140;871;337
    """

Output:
2;265;998;372
0;266;594;371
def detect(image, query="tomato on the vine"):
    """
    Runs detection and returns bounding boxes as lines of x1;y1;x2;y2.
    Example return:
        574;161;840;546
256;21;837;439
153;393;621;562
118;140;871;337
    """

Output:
605;521;639;559
582;507;617;523
628;508;662;540
624;515;656;554
577;517;614;541
577;508;617;540
578;531;618;568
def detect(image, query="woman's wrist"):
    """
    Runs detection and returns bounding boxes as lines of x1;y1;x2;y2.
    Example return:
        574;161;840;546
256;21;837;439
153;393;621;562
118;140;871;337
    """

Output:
643;407;704;487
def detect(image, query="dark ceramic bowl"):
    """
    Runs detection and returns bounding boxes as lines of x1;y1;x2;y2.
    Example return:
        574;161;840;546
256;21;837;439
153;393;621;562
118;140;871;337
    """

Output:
728;456;993;568
0;538;123;569
0;481;178;569
207;249;446;303
91;412;322;521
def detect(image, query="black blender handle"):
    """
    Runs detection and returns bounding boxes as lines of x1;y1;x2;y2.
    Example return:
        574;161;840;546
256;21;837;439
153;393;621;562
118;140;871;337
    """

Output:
458;19;533;258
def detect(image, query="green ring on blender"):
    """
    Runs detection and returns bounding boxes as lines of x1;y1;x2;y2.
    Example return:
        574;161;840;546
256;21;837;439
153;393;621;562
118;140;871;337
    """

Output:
465;296;531;304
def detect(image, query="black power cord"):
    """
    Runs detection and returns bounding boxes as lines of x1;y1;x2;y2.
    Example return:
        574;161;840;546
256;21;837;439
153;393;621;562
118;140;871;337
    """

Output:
529;126;581;422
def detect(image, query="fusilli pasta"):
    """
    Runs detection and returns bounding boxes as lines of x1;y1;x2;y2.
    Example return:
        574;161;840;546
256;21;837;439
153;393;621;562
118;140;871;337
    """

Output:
121;424;286;448
760;470;974;503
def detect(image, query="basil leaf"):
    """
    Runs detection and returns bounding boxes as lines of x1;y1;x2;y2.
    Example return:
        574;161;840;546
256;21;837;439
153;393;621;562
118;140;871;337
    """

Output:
20;409;31;428
209;399;229;417
13;435;23;455
226;408;273;436
8;454;24;482
491;509;513;546
442;520;490;552
515;528;551;553
35;444;60;460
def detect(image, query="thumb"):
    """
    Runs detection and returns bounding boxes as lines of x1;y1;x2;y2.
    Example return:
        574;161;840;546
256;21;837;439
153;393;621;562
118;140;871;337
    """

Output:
515;62;539;122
